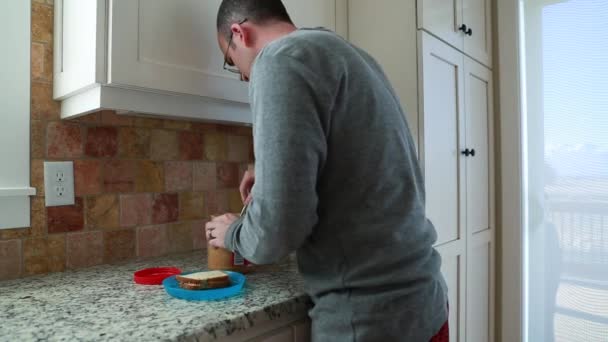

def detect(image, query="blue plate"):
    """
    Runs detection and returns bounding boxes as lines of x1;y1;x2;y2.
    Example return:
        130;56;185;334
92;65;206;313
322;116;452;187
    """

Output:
162;271;246;301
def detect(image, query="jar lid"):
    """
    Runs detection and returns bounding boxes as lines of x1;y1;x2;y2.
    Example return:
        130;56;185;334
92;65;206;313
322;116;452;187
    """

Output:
134;267;182;285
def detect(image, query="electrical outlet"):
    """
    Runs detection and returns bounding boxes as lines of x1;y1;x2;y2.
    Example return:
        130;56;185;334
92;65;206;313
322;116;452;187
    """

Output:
44;161;75;207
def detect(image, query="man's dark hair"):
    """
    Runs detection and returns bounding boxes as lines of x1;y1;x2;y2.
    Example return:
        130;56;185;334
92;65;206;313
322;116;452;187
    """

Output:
217;0;293;41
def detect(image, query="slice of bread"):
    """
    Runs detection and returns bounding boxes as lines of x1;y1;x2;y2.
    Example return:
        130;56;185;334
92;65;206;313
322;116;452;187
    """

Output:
175;271;231;290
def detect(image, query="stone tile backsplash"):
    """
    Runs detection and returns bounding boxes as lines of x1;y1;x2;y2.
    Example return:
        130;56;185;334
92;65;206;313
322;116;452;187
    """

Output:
0;0;254;281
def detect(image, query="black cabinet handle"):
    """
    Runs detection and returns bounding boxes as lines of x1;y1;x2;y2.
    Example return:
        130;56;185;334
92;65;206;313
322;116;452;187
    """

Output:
459;24;468;33
461;149;476;157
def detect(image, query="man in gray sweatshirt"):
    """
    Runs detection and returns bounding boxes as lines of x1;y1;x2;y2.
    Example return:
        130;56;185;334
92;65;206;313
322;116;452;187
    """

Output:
205;1;448;340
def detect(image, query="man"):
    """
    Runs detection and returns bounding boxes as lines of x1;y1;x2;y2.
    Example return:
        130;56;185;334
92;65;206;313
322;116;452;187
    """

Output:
205;1;448;340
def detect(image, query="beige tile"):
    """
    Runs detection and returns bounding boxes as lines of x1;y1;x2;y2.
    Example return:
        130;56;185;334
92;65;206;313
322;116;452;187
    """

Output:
74;160;102;196
47;197;84;233
66;231;103;269
0;240;22;280
227;135;252;162
31;42;45;80
101;110;133;127
137;225;168;258
120;194;152;227
217;162;239;188
150;129;179;161
203;133;228;161
133;117;164;129
179;192;205;221
167;222;193;254
31;120;46;159
32;3;53;43
193;162;217;191
47;121;83;158
135;161;164;193
31;159;45;197
163;120;191;131
104;229;136;263
86;194;120;230
191;220;207;250
165;162;193;192
31;82;60;121
103;160;135;193
119;127;150;159
228;189;244;213
23;235;66;276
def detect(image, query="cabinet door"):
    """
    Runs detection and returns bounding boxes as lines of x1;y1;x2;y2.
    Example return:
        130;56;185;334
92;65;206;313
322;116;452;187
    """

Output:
464;56;494;342
255;326;293;342
348;0;419;148
417;0;464;52
109;1;345;106
109;0;248;104
292;319;311;342
420;32;466;246
463;0;493;67
283;0;344;34
436;242;466;342
464;57;493;235
466;231;494;342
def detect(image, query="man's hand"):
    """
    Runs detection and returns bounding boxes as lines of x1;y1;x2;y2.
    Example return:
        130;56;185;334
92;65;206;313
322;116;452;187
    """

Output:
205;213;240;248
239;165;255;205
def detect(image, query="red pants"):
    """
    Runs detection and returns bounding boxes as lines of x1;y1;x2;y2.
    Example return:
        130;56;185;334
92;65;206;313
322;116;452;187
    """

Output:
429;320;449;342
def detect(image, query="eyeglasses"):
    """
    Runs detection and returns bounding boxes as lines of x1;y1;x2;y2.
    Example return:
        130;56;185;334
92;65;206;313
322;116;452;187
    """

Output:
223;18;248;75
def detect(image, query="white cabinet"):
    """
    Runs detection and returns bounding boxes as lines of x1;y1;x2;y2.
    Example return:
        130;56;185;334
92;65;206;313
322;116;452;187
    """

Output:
464;57;495;342
292;319;311;342
419;33;466;246
54;0;346;123
420;31;495;342
348;0;420;146
436;242;466;342
255;326;293;342
418;0;492;67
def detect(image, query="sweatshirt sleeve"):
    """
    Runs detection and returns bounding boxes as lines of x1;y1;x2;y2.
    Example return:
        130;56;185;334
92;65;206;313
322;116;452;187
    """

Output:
224;53;330;264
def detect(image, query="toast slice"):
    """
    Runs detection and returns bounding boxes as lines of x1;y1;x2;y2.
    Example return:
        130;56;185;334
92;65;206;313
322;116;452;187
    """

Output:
175;271;231;290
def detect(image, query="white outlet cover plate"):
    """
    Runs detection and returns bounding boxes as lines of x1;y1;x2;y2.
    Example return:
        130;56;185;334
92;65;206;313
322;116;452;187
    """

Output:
44;161;75;207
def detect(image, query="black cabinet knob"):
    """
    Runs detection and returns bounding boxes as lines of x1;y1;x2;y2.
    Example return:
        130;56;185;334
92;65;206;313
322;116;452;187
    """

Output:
461;149;476;157
466;28;473;36
459;24;468;33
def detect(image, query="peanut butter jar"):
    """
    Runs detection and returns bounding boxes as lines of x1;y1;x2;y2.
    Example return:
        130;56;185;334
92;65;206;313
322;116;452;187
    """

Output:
207;244;254;274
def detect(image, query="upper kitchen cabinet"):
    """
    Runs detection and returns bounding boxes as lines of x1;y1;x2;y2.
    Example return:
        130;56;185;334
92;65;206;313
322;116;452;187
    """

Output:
417;0;492;67
54;0;347;123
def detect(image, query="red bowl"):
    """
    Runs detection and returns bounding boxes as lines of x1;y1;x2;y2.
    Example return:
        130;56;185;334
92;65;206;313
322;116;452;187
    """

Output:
134;267;182;285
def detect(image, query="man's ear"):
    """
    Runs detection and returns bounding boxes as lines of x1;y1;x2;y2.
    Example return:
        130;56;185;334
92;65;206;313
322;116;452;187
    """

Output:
231;23;254;48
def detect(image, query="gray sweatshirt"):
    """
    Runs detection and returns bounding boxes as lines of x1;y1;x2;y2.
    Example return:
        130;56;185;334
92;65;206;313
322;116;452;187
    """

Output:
226;28;448;341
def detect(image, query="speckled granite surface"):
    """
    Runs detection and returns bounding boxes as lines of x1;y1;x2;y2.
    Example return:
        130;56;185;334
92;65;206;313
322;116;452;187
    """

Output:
0;251;311;342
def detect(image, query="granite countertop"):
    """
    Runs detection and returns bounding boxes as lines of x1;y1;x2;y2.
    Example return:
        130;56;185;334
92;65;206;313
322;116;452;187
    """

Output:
0;251;311;342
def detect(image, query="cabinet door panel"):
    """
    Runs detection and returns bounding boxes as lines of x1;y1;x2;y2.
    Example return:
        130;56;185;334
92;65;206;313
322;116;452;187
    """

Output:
283;0;336;30
420;32;466;246
467;231;494;342
464;58;493;234
257;326;293;342
437;242;466;342
110;0;248;103
418;0;464;51
463;0;492;67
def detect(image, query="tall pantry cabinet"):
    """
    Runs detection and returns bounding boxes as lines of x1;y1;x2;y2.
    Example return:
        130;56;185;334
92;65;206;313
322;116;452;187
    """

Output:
349;1;495;341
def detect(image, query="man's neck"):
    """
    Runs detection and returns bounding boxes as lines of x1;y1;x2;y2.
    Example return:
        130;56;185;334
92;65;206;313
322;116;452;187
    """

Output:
253;22;297;53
